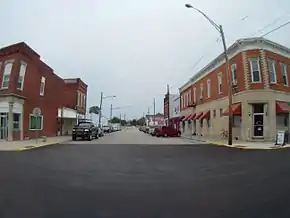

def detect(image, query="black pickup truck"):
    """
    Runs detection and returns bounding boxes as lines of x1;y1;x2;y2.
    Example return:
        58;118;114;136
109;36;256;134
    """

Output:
72;122;98;141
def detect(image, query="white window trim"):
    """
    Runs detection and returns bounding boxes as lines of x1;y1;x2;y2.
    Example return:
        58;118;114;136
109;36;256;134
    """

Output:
267;59;277;84
281;63;288;86
200;83;203;99
17;61;27;91
218;72;222;94
29;114;43;131
1;60;14;89
40;76;46;96
207;79;211;98
249;58;262;83
231;63;237;84
189;90;191;104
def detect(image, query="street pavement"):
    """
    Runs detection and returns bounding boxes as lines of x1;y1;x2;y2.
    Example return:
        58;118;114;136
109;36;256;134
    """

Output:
68;127;205;144
0;128;290;217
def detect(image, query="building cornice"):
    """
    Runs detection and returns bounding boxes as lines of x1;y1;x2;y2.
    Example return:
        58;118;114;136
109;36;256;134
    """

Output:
179;37;290;92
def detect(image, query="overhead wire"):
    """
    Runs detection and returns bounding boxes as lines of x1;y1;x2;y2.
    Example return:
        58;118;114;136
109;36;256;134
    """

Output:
260;20;290;37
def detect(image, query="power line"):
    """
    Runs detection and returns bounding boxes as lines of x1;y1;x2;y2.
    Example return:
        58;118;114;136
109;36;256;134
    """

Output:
261;20;290;37
249;11;290;37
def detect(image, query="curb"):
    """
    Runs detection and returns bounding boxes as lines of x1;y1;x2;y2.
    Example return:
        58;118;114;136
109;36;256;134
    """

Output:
181;136;290;150
16;139;70;151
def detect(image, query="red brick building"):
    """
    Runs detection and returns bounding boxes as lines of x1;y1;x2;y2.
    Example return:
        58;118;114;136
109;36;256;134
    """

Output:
179;37;290;142
0;42;87;141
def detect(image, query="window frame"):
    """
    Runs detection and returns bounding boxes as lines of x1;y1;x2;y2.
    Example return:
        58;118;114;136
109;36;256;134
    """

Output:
13;113;21;130
207;79;211;98
249;57;262;83
281;63;288;86
17;61;27;90
231;63;237;84
267;59;277;84
29;114;43;131
218;72;222;94
1;60;14;89
40;76;46;96
200;83;203;99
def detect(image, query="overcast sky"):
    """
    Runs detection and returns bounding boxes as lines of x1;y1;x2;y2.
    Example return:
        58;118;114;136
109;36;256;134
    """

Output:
1;0;290;121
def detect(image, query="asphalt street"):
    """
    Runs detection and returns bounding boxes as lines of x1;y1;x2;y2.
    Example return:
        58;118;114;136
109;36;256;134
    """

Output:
0;128;290;218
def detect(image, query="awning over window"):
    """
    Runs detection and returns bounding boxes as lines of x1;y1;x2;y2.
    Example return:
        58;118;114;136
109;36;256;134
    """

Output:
183;115;192;121
200;111;210;120
194;112;203;120
189;113;196;120
276;101;290;113
223;103;242;116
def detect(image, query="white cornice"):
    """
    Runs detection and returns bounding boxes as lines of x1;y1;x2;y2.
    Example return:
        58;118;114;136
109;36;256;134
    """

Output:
179;37;290;93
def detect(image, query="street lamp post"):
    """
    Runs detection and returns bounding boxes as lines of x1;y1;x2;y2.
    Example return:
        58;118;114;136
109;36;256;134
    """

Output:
185;4;233;145
98;93;116;127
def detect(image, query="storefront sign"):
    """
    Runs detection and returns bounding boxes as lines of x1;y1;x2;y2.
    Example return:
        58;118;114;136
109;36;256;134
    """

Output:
275;131;286;146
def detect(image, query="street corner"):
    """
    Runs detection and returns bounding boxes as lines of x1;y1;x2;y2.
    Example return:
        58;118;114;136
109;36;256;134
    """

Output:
206;140;232;147
17;141;60;151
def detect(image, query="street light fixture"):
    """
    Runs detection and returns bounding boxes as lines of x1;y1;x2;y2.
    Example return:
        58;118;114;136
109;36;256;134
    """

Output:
185;4;233;145
98;92;116;127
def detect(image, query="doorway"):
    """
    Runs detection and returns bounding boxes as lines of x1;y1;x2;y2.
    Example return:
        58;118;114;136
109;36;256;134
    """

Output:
0;113;8;140
252;104;264;138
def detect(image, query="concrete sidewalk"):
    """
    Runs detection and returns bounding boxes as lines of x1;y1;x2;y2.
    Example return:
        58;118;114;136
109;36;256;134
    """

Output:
181;135;290;150
0;136;71;151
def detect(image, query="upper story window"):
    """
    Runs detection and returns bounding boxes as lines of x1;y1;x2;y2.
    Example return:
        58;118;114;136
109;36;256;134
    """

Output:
1;60;14;89
185;92;188;106
77;91;81;106
193;87;196;103
40;76;46;96
281;63;288;86
249;57;261;83
17;61;27;90
188;90;191;104
200;83;203;99
181;95;183;109
207;79;211;98
267;59;276;84
218;72;222;94
83;95;86;108
231;64;237;85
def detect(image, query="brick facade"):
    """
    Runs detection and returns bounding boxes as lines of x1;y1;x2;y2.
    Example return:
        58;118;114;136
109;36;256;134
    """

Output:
179;38;290;141
0;42;87;141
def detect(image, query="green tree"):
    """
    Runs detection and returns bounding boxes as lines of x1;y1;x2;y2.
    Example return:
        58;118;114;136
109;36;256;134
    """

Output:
110;116;121;124
136;117;146;126
130;119;137;126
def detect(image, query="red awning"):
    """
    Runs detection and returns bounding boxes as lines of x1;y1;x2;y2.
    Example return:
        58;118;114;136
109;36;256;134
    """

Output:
223;103;242;116
188;113;196;120
276;101;290;113
194;112;203;120
183;115;192;121
200;111;210;120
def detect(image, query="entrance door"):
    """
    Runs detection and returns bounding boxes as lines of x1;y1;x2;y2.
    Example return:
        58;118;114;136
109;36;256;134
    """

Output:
0;113;8;140
252;104;264;138
253;114;264;137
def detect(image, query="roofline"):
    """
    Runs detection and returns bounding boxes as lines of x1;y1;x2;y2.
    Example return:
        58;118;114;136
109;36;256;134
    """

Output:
179;37;290;91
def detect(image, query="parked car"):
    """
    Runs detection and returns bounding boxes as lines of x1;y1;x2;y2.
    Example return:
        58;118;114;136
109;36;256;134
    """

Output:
145;126;150;134
149;126;158;136
72;122;98;141
154;126;181;137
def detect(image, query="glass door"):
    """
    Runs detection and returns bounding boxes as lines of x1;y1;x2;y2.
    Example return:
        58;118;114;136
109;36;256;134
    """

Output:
253;114;264;137
0;113;8;140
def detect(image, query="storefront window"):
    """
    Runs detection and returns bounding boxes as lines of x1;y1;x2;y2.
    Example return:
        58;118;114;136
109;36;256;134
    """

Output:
232;115;241;127
13;113;20;130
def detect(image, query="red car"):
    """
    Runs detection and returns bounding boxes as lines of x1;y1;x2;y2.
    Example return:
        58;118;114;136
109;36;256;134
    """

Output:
154;126;181;137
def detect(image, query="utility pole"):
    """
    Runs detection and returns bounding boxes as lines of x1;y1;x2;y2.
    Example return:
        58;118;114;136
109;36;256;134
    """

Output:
98;92;103;127
167;84;170;126
153;98;156;125
110;104;113;125
220;25;233;146
185;4;233;145
147;107;150;126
